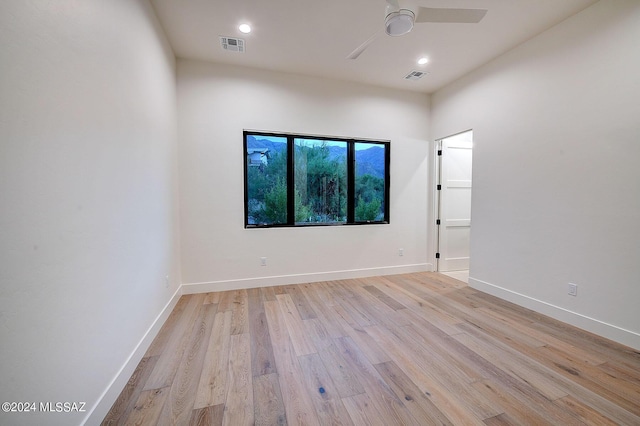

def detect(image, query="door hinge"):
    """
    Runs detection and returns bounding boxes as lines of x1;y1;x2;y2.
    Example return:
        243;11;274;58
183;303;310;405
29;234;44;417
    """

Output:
436;219;441;225
437;150;442;156
435;252;440;259
437;184;442;190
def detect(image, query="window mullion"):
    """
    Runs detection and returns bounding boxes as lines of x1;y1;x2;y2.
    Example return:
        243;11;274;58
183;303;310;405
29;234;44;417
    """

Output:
287;136;295;225
347;141;355;224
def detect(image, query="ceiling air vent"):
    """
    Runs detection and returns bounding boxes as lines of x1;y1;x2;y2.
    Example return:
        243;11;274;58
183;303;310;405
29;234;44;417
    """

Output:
220;36;245;53
404;70;428;81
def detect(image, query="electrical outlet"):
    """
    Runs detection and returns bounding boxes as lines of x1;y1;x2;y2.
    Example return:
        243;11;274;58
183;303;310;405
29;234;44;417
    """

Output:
568;283;578;296
398;248;404;257
260;257;267;266
165;275;169;288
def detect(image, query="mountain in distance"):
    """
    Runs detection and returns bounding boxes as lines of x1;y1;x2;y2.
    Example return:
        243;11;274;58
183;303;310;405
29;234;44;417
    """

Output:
246;135;287;154
322;145;386;179
246;135;385;179
355;146;385;179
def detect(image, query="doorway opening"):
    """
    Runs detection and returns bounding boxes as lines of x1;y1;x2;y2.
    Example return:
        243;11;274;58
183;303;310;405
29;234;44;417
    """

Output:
435;130;473;282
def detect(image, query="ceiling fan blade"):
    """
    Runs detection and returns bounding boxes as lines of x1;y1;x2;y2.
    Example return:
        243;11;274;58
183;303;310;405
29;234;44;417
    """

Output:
346;31;380;60
416;7;487;24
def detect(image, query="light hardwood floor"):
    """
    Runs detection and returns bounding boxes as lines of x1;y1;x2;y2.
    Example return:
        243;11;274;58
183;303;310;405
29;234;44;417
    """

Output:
103;272;640;425
441;270;469;284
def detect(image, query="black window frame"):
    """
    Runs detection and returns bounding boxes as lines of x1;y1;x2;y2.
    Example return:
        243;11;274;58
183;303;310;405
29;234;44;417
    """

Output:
244;130;390;228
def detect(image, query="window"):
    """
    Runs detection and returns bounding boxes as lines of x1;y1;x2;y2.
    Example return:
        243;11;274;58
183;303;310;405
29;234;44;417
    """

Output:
244;131;390;228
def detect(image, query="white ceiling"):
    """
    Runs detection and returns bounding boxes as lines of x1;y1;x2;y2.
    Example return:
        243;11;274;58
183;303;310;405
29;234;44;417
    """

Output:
150;0;598;94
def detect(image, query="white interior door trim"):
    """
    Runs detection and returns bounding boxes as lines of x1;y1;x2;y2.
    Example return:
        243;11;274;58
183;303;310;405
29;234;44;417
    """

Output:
434;130;473;272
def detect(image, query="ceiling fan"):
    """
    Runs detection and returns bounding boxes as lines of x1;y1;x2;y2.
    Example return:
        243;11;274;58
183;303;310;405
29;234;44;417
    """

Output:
347;0;488;59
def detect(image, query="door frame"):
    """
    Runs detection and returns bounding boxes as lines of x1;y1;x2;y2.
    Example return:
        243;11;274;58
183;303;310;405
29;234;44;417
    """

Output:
432;129;473;272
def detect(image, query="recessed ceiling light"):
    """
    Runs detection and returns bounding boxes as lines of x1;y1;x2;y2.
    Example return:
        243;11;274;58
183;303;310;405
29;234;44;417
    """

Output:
238;23;251;34
417;57;429;65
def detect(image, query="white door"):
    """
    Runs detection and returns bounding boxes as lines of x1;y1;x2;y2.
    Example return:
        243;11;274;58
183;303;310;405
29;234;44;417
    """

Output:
437;131;473;272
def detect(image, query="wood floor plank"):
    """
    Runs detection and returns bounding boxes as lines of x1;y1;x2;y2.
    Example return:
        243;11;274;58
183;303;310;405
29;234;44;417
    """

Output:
598;361;640;388
264;300;320;426
363;324;486;425
222;333;254;426
303;317;334;351
299;283;347;339
105;273;640;425
529;319;640;372
260;285;277;302
272;285;287;296
393;324;507;418
330;280;359;299
536;344;640;415
283;285;318;320
145;296;189;357
313;282;341;307
334;336;421;426
188;404;224;426
144;294;205;390
193;310;233;409
335;292;377;328
276;293;317;356
159;302;217;425
403;278;550;353
374;360;454;426
458;308;554;353
248;288;277;377
455;328;624;425
470;378;564;425
396;309;487;383
407;272;466;293
203;292;220;305
455;322;639;426
230;289;249;335
101;355;159;425
389;274;439;300
348;284;410;327
483;412;520;426
315;342;366;398
331;302;391;365
373;276;463;335
123;387;170;426
341;393;386;426
216;290;234;313
453;325;570;401
298;353;354;425
476;306;606;365
362;284;406;311
455;324;640;423
253;373;287;426
553;395;619;426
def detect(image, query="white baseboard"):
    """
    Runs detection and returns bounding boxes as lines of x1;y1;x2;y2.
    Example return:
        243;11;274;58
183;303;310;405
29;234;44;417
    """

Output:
182;263;432;294
82;286;183;425
469;276;640;351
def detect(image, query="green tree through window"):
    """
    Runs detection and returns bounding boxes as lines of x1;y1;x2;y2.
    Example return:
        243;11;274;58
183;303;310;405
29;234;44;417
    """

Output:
295;139;347;224
355;142;386;222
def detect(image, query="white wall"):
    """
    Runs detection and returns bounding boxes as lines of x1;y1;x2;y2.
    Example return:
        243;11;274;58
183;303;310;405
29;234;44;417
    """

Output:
177;60;431;292
431;0;640;349
0;1;180;424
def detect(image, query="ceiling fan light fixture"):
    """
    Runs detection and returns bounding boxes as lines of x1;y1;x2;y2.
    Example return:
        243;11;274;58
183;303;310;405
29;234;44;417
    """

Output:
385;9;415;36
